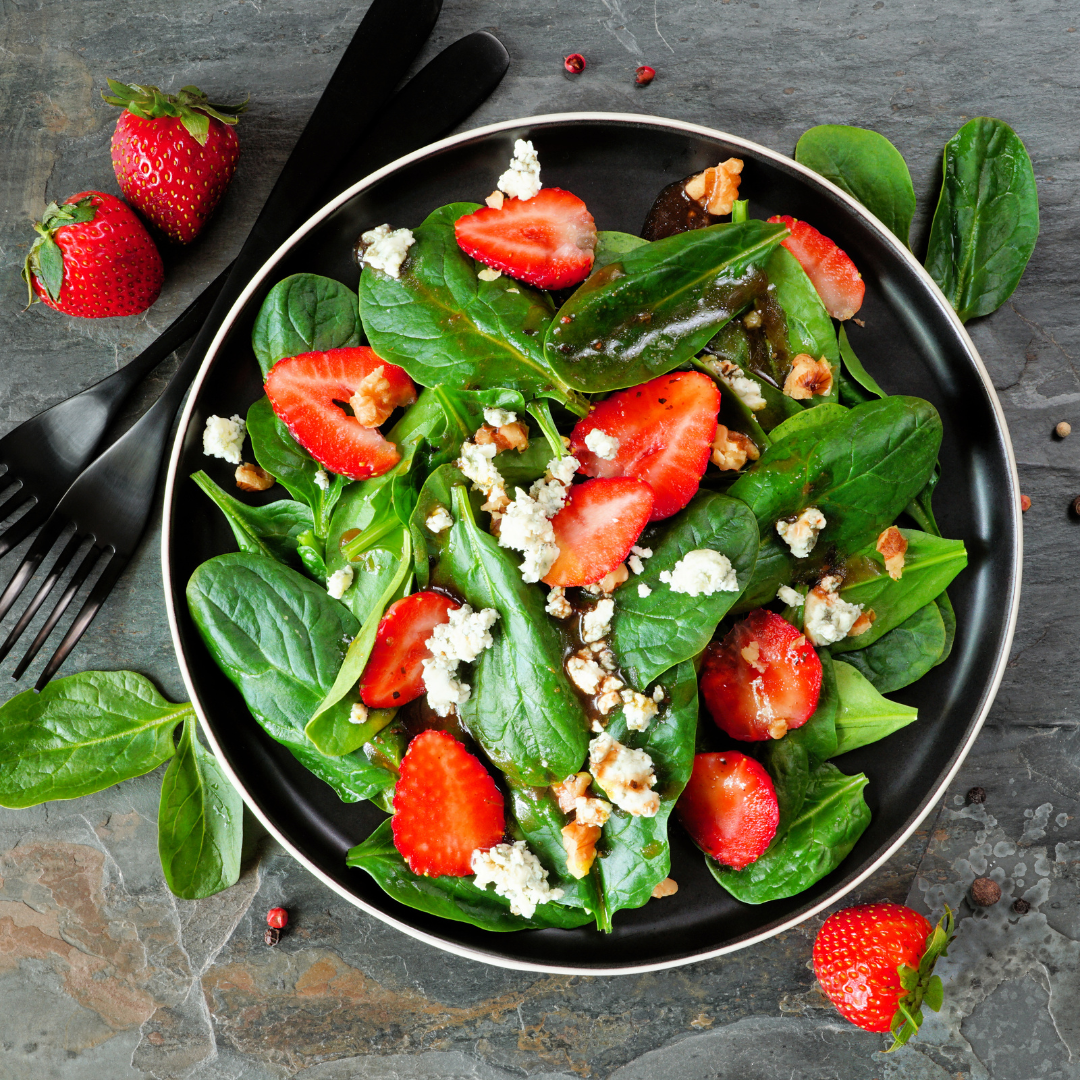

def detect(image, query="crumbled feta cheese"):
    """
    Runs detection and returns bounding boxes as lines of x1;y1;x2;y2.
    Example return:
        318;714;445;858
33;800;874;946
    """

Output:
803;577;864;647
314;468;330;491
547;453;580;488
360;223;415;279
567;654;605;695
580;598;614;643
658;549;739;596
592;643;618;672
776;507;827;559
471;841;563;917
596;690;622;716
202;414;246;465
425;505;454;534
628;555;644;575
574;795;612;828
716;360;767;412
589;732;660;817
497;139;542;202
498;488;560;582
349;702;369;725
777;584;804;607
637;582;652;598
477;267;503;281
483;407;517;428
458;439;509;512
507;287;520;294
545;586;573;620
584;428;621;461
326;566;354;599
631;545;653;559
620;689;658;732
652;685;664;703
422;604;500;716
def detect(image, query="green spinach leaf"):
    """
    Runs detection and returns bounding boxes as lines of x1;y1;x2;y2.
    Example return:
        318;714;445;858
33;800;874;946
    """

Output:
839;602;946;693
158;715;243;899
766;402;847;445
0;671;188;808
251;273;361;376
935;592;957;667
795;125;917;246
593;230;648;270
925;117;1039;323
610;493;759;687
544;220;788;393
838;324;886;399
832;659;919;755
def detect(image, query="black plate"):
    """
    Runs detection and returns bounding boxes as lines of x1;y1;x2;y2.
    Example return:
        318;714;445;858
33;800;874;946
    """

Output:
162;114;1020;973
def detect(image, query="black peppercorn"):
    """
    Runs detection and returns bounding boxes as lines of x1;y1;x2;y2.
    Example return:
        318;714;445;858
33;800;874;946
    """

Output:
1012;898;1031;915
264;927;281;946
967;787;986;804
970;876;1002;906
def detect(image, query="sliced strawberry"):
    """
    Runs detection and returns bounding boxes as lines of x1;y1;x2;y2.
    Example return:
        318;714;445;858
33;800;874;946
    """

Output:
360;592;460;709
392;730;506;877
676;751;779;870
454;188;597;290
542;477;654;587
768;215;865;321
264;347;416;481
570;371;720;521
700;609;822;742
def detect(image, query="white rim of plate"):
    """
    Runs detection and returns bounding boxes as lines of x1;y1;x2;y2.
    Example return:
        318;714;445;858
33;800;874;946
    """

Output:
161;111;1022;976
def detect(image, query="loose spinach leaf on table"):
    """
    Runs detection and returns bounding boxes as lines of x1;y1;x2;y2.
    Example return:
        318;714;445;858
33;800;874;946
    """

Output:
186;553;394;803
192;471;313;568
544;220;788;393
839;601;947;694
728;396;942;554
795;125;917;247
609;493;759;687
832;659;919;756
359;203;584;411
838;324;887;400
158;714;243;899
924;117;1039;323
346;819;593;931
251;273;361;376
708;761;870;904
435;486;589;786
0;671;189;808
593;230;648;270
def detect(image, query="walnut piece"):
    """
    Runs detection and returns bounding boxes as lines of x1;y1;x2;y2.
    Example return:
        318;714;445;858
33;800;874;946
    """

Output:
710;424;761;472
561;821;602;879
782;354;833;400
474;421;530;454
684;157;744;215
349;365;413;427
875;525;908;580
651;877;679;899
848;610;876;637
588;562;629;595
234;462;274;492
485;190;505;210
552;772;592;814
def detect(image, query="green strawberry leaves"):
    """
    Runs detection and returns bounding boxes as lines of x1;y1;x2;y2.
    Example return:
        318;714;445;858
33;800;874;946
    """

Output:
888;906;954;1051
102;79;248;145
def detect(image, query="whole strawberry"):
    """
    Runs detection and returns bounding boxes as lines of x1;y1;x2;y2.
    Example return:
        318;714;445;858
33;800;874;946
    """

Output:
103;79;247;244
22;191;164;318
813;902;953;1050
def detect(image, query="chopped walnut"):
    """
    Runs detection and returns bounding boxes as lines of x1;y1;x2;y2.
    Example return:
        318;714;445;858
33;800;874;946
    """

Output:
651;877;679;899
474;421;530;454
485;190;505;210
710;424;761;472
848;610;876;637
684;157;744;215
876;526;908;580
234;462;274;492
587;563;629;595
349;366;413;426
561;821;602;879
782;354;833;400
740;639;766;672
552;772;592;814
574;795;612;828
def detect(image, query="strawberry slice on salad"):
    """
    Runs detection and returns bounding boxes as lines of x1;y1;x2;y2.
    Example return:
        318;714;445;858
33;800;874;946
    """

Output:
454;188;597;290
768;215;865;321
542;476;654;587
392;730;506;877
265;346;416;480
360;591;460;709
570;371;721;521
700;609;822;741
676;751;779;870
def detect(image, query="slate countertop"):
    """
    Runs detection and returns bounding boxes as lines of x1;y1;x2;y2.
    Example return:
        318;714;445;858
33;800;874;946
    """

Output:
0;2;1075;1077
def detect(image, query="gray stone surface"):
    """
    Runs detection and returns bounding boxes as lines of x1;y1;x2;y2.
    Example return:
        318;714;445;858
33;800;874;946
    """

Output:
0;0;1076;1076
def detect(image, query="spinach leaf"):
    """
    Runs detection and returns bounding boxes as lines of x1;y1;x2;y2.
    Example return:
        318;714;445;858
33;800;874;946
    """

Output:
158;715;243;899
708;761;870;903
832;660;919;756
695;347;802;434
609;493;759;687
838;324;886;399
766;402;847;445
186;553;394;803
935;592;957;667
544;220;788;393
727;396;942;554
192;470;313;568
359;203;584;411
251;273;361;376
839;601;946;694
435;486;590;786
593;230;648;270
0;671;188;808
925;117;1039;323
831;530;967;652
731;534;793;614
409;463;467;587
795;125;917;247
595;660;698;921
346;819;593;931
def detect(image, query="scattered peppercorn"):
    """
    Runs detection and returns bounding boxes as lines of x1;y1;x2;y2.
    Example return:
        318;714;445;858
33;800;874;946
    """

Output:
1072;496;1080;517
564;53;586;74
1056;421;1072;438
970;876;1002;907
267;907;289;930
635;65;656;85
1012;898;1031;915
264;927;281;946
1020;494;1032;512
967;786;986;804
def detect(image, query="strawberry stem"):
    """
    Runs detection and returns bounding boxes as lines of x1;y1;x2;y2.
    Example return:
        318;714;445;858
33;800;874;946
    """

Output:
101;79;248;146
885;905;955;1052
22;196;96;306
